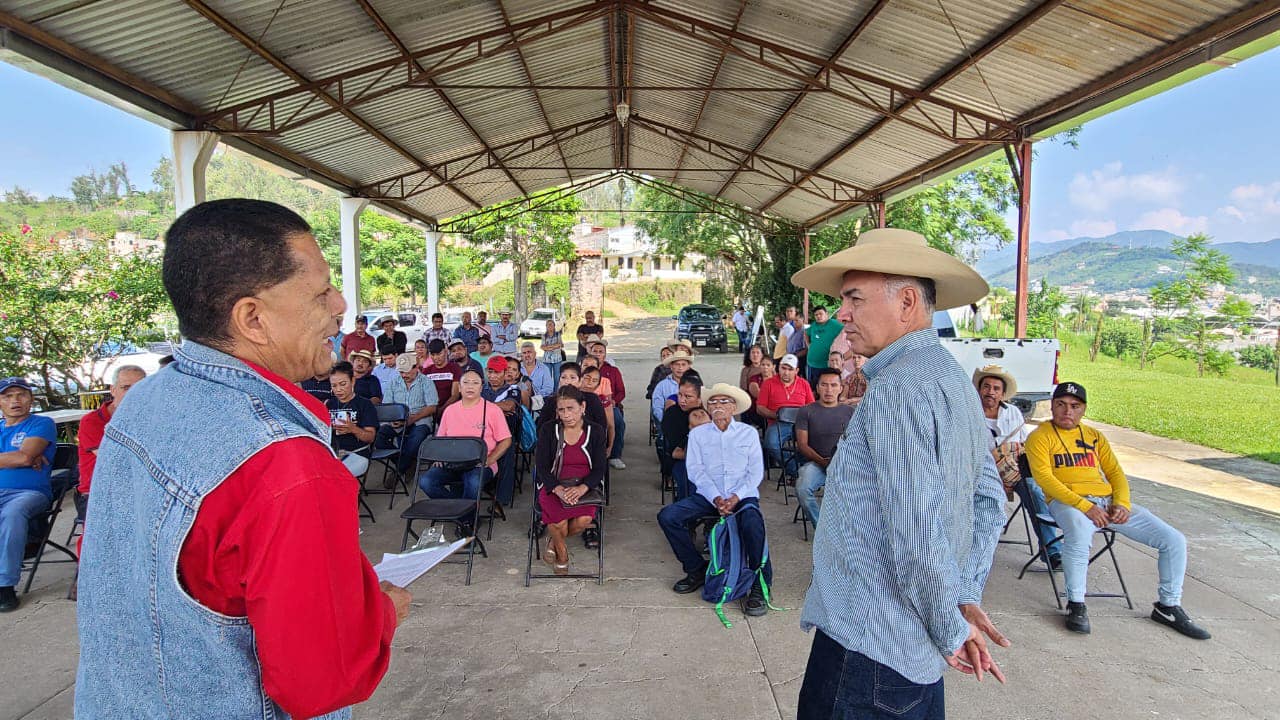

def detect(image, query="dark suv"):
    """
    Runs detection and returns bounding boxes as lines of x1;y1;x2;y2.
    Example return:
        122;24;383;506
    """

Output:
674;304;729;353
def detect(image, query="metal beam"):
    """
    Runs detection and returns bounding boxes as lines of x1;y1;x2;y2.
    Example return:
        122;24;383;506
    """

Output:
355;0;527;196
495;0;573;183
441;171;622;234
1014;141;1032;337
630;116;870;205
712;0;890;198
180;0;484;210
670;0;750;183
195;1;616;132
626;173;788;234
624;0;1017;143
760;0;1066;213
359;114;615;201
401;83;830;93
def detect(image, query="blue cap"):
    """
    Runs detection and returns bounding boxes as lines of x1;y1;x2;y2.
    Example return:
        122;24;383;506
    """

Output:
0;377;33;394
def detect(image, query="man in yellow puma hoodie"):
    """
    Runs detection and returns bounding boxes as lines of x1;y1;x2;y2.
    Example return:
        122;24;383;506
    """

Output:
1025;382;1209;639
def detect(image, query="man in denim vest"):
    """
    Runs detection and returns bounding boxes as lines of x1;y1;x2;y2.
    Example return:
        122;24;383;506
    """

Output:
76;199;411;719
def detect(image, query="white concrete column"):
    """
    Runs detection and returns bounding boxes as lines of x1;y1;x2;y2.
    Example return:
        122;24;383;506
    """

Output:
424;229;442;315
340;197;370;330
171;130;219;216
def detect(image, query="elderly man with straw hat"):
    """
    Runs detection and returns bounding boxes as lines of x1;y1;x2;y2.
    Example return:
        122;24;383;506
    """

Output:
793;229;1009;720
656;383;771;617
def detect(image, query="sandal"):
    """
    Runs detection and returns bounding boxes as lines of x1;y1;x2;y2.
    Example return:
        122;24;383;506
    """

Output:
582;527;600;550
554;563;570;576
543;540;558;568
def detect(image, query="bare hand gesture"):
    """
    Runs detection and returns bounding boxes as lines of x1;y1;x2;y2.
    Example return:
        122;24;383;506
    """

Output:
1108;504;1130;524
1084;505;1110;529
946;608;1008;684
380;581;412;623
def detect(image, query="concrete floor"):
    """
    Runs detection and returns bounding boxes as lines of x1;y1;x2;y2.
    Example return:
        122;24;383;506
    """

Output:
4;317;1279;720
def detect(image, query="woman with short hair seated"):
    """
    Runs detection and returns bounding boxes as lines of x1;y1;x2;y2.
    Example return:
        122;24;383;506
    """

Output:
534;385;607;575
419;368;512;501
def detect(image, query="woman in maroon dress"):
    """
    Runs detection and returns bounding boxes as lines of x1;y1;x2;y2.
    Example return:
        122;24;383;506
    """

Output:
534;386;607;575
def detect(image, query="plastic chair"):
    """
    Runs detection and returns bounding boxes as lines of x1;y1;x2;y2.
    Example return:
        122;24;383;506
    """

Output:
399;436;490;585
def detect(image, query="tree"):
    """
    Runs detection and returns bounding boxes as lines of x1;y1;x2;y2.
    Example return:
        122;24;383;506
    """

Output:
4;187;38;205
1002;281;1067;338
1071;292;1098;332
1145;233;1237;375
886;160;1016;264
0;227;169;407
451;189;583;319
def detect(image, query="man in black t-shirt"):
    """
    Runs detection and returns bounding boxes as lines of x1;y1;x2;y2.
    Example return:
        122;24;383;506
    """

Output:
375;316;407;356
575;310;604;362
326;362;379;457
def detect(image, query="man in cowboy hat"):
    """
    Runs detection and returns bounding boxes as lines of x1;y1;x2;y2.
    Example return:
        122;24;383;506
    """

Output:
1025;382;1209;639
375;315;407;357
492;310;519;355
656;383;771;617
651;348;695;422
973;365;1057;567
793;228;1008;719
347;349;382;403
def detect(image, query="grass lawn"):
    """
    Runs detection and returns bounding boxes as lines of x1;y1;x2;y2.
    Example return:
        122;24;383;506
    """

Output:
1054;334;1280;465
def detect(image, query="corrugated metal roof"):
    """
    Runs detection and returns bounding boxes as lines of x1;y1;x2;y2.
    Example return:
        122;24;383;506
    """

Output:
1;0;1275;226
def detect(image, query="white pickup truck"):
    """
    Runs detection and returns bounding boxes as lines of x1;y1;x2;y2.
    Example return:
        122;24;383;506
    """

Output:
934;311;1060;416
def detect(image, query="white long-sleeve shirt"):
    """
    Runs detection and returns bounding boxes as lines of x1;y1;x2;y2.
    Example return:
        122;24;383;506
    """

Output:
685;420;764;505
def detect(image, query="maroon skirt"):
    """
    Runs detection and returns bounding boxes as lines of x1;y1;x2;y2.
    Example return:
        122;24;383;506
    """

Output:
538;487;598;524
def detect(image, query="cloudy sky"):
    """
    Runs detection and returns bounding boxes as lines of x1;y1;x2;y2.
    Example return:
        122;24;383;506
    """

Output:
1;44;1278;246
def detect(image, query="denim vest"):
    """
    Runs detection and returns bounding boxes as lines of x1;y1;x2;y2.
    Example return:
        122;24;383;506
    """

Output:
75;341;350;720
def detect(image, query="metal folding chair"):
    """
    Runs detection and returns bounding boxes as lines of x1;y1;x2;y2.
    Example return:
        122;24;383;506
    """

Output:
366;402;410;509
771;406;800;505
525;474;605;586
399;436;489;585
341;453;376;523
21;443;80;595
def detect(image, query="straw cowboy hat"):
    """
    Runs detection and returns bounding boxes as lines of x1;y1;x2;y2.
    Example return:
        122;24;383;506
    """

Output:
665;338;694;354
662;349;696;366
703;383;752;416
972;364;1017;398
583;333;608;347
790;228;989;310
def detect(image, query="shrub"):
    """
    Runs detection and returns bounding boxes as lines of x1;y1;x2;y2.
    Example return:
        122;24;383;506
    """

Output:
1236;343;1276;371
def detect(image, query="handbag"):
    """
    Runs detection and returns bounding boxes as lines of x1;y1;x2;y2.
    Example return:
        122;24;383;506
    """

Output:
556;486;605;508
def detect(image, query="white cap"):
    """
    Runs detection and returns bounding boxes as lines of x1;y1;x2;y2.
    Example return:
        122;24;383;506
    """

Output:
780;353;799;369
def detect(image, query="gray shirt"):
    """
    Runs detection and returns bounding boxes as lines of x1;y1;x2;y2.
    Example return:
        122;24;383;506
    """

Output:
794;402;856;459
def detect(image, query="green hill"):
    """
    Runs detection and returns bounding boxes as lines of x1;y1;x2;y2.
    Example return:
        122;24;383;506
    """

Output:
990;241;1280;295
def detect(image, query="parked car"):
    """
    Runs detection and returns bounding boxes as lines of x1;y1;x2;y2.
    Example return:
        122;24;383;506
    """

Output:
442;306;480;335
673;304;729;353
932;310;1060;416
363;309;429;346
520;308;561;337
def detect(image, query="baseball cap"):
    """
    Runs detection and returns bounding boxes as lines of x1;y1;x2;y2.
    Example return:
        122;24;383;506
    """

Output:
0;377;33;394
1052;381;1087;404
395;353;418;373
486;356;509;372
447;338;465;348
427;339;446;353
779;353;799;369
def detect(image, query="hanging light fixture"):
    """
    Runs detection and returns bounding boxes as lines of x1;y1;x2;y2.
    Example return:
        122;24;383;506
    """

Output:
614;101;630;126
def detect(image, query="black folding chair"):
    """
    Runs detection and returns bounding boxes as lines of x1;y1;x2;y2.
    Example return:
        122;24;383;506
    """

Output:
792;486;819;541
771;407;800;505
367;403;410;509
999;493;1034;554
21;443;80;595
341;453;376;523
647;412;658;446
399;436;489;585
1012;469;1133;610
525;474;605;586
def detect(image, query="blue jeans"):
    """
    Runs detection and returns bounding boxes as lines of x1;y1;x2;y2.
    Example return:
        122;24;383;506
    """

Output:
736;329;748;353
0;489;50;587
610;407;626;460
1049;498;1186;605
419;465;492;501
797;461;826;526
798;630;945;720
657;495;770;579
764;422;797;477
546;362;562;391
1024;477;1060;558
672;460;690;500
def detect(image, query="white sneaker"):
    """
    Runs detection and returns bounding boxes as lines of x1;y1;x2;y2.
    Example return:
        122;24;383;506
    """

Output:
609;458;626;469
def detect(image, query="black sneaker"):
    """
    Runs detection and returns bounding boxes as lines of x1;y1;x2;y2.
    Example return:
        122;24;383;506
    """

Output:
672;571;705;594
1065;601;1090;634
1151;603;1211;640
0;586;18;613
742;584;768;617
1048;555;1063;571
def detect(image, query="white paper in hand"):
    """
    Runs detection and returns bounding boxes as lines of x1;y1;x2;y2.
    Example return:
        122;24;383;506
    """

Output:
374;538;471;587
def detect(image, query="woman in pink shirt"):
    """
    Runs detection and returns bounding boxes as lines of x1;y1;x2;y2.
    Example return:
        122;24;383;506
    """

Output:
418;369;512;502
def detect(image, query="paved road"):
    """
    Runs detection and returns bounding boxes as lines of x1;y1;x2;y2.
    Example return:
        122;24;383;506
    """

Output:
5;317;1279;719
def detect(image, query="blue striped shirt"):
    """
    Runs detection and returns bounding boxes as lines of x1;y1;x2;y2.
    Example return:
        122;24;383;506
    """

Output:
800;328;1004;684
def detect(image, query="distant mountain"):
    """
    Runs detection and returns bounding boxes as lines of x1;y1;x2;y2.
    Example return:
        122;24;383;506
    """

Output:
976;230;1178;276
987;240;1280;295
1215;238;1280;268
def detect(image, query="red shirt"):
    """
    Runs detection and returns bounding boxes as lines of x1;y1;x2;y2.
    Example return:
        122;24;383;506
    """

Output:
341;332;376;359
76;402;113;495
599;362;626;406
757;375;814;424
177;361;396;719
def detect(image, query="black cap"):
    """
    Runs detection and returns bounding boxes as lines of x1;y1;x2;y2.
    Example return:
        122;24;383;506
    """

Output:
427;339;446;353
1053;382;1087;404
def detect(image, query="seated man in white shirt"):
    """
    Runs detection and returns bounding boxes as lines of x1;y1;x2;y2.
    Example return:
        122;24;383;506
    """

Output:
656;383;770;617
974;365;1060;569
